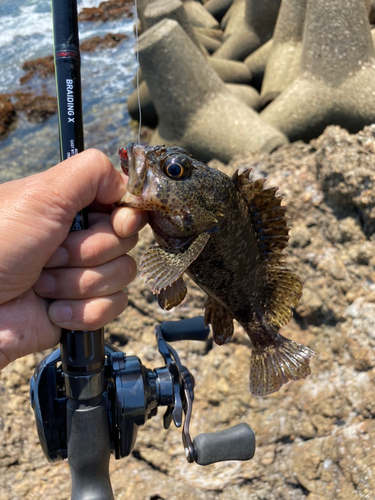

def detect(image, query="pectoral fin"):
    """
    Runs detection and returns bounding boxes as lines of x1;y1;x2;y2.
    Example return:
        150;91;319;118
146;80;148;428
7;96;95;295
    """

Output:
140;232;210;294
204;295;234;345
158;277;187;310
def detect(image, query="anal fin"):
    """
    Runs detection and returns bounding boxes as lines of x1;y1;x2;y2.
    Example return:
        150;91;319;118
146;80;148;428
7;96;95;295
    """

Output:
204;295;234;345
249;334;314;396
158;277;187;310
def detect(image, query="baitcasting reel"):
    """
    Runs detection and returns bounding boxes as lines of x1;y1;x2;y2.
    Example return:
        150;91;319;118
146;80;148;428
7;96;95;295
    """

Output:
30;317;255;467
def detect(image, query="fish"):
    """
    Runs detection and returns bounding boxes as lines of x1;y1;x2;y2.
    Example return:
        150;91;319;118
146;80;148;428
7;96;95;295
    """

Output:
118;142;314;396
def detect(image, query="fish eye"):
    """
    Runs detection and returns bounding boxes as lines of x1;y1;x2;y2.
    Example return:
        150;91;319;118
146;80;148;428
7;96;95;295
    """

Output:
162;154;192;180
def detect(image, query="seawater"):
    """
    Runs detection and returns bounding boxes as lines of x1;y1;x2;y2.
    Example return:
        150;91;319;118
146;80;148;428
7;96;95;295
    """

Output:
0;0;138;182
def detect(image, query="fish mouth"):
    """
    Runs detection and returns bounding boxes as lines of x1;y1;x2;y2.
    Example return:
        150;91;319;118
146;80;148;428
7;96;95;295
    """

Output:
119;142;148;197
117;143;159;210
118;190;148;209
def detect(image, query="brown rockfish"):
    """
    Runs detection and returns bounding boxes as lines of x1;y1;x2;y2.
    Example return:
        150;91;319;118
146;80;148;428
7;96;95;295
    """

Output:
118;142;314;396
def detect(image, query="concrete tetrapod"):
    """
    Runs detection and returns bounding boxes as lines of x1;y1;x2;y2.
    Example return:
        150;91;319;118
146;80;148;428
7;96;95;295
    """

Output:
244;39;273;91
261;0;375;143
127;80;158;127
127;58;253;126
220;0;246;38
143;0;203;51
226;83;261;111
138;19;287;163
220;0;236;30
367;0;375;22
205;0;233;21
183;1;220;30
127;79;261;126
136;0;155;31
260;0;307;106
213;0;281;61
195;32;221;54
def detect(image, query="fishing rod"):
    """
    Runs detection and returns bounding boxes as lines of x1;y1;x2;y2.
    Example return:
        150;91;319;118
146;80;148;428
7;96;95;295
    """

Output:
51;1;113;498
30;3;256;498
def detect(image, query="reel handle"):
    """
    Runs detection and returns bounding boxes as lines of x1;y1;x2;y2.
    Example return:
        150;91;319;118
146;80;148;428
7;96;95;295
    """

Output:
161;316;210;342
193;423;256;466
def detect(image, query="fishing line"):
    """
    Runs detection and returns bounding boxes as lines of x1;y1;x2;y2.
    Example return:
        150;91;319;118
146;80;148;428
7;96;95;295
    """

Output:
134;0;142;145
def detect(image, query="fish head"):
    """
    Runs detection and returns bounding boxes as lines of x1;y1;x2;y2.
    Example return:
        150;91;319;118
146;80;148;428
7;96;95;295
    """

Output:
119;142;232;238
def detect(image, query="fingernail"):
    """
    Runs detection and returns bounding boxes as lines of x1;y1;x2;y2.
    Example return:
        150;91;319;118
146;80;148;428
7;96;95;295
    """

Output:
34;273;56;294
49;303;72;324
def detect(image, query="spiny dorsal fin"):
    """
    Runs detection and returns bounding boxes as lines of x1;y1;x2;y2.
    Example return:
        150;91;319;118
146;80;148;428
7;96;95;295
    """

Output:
233;168;302;328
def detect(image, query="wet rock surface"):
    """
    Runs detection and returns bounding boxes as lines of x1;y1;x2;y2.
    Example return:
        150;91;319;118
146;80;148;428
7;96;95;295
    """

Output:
81;32;129;51
0;95;16;136
12;92;58;123
78;0;133;22
0;32;129;137
20;56;55;85
20;32;128;85
2;125;375;499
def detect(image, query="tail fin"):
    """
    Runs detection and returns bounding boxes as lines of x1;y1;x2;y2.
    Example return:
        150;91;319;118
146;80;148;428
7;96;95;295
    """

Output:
249;335;314;396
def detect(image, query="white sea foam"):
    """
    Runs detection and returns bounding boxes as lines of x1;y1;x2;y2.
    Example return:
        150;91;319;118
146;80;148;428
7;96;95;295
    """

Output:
78;0;103;9
0;0;136;93
0;2;51;48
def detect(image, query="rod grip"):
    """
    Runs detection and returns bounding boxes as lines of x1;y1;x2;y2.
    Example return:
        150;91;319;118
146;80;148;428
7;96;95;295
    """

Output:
67;401;114;500
193;423;256;466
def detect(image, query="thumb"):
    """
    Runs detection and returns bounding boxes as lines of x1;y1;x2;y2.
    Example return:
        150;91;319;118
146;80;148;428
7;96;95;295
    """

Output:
34;148;126;222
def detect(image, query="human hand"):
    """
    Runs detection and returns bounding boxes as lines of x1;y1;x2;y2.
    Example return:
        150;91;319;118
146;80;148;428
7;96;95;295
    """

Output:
0;149;148;369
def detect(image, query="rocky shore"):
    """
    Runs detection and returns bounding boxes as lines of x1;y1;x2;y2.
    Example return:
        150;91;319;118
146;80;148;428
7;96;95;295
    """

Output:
78;0;133;22
2;125;375;500
0;31;130;139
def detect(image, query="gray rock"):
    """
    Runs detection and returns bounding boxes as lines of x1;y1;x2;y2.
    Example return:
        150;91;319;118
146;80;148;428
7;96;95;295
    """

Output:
313;125;375;236
289;221;310;248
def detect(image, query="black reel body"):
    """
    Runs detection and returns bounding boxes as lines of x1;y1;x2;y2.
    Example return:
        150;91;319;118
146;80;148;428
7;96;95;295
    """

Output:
30;317;255;466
